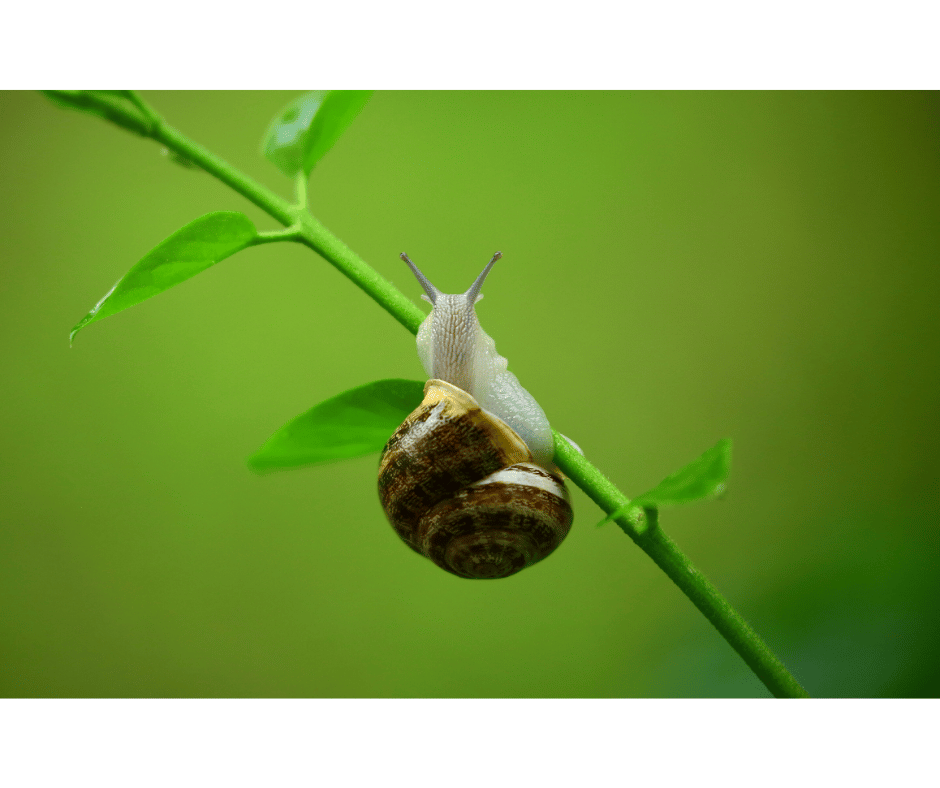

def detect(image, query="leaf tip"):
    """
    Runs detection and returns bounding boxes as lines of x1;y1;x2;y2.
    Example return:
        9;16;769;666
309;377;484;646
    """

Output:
246;452;271;475
69;317;90;346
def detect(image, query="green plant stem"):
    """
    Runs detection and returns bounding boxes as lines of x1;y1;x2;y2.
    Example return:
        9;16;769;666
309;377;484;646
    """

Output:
99;92;809;698
295;172;308;211
254;226;304;245
553;432;810;698
126;91;161;129
640;529;808;698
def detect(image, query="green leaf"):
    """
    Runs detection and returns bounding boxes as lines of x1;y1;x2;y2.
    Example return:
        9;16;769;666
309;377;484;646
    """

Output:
42;90;150;137
262;90;373;179
595;440;731;528
634;438;732;508
249;379;425;473
71;212;258;343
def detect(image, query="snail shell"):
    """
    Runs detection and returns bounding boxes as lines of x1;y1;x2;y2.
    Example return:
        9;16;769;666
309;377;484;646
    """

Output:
378;380;572;579
377;253;573;579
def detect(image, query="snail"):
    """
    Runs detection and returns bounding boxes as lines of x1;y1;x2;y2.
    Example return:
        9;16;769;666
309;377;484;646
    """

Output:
377;252;573;579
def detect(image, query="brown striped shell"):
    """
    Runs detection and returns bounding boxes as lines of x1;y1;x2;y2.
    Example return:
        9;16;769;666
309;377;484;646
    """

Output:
377;380;573;579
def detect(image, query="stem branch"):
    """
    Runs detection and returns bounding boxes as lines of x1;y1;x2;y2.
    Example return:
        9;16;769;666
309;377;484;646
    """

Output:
295;172;308;211
149;121;424;334
254;225;304;245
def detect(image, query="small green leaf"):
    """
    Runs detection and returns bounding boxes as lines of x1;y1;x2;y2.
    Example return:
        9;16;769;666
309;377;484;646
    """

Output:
42;90;150;136
249;379;425;473
71;212;258;343
634;438;732;508
262;90;373;179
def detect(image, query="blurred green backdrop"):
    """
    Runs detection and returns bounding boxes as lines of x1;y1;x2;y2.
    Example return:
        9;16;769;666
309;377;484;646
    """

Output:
1;91;937;698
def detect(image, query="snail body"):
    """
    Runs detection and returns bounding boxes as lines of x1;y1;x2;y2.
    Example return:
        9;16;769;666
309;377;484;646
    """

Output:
377;253;573;579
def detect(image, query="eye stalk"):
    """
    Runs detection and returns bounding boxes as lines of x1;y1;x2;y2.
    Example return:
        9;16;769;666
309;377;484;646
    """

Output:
465;251;501;305
400;252;439;304
401;251;502;305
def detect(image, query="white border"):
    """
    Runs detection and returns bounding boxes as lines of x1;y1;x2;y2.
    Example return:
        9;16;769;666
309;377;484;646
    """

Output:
0;698;935;786
2;2;937;88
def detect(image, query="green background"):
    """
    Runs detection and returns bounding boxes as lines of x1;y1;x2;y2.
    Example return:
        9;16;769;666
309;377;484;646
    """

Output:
1;91;937;698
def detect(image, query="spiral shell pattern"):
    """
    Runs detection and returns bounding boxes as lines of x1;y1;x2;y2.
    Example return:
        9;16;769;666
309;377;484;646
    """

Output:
378;380;573;579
